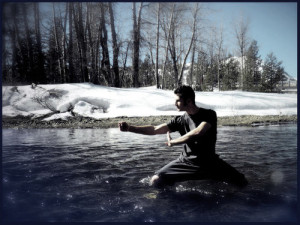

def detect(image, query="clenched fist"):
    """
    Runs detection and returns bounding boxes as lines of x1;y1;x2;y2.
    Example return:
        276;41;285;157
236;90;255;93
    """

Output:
118;121;130;131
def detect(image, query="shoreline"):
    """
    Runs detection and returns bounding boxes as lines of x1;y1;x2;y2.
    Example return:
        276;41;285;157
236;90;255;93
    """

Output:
2;114;297;129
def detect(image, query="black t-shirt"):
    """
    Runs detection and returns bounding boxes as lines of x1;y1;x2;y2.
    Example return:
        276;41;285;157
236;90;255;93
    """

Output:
167;108;217;159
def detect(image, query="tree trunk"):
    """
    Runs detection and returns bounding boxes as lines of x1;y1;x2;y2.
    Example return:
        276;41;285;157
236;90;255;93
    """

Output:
34;3;46;84
161;4;175;89
52;3;63;83
132;2;143;87
216;27;224;91
109;3;120;87
189;41;196;87
178;3;199;87
11;4;20;82
234;16;249;90
79;3;89;82
155;3;160;88
68;3;75;83
121;41;130;87
61;4;68;83
168;17;179;87
99;3;112;86
169;35;179;87
86;3;98;84
23;5;34;83
73;3;89;82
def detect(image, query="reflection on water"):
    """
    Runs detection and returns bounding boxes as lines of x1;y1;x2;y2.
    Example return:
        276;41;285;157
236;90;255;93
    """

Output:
2;125;297;222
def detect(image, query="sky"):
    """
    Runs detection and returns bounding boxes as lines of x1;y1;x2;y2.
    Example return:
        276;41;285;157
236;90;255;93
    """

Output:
207;2;297;78
38;2;297;79
116;2;297;78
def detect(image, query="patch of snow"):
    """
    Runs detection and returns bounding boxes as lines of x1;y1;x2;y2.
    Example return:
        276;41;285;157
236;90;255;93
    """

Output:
42;112;73;121
2;83;297;121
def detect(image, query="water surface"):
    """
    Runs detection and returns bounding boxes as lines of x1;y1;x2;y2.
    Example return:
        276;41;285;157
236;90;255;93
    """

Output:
2;125;297;222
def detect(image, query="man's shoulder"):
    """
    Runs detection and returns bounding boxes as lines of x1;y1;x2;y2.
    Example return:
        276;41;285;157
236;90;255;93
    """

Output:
167;114;185;131
168;114;184;123
174;113;186;122
196;108;217;124
199;107;216;115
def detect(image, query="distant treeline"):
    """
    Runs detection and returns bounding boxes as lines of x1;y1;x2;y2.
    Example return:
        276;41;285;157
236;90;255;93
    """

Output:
2;2;287;92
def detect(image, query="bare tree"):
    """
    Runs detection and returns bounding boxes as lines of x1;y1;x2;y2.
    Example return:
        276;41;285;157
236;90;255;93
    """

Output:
161;3;175;89
234;13;250;90
52;3;63;82
59;3;68;83
3;3;20;83
165;3;185;87
189;40;196;87
213;25;225;91
86;3;97;84
195;47;207;91
144;31;156;79
99;3;112;86
206;30;216;91
73;3;89;82
155;3;161;88
23;4;35;82
34;2;46;83
178;3;200;87
160;3;202;88
109;3;120;87
132;2;144;87
120;40;131;87
68;3;75;83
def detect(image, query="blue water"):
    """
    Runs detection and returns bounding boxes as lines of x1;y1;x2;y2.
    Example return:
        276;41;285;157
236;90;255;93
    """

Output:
2;125;297;222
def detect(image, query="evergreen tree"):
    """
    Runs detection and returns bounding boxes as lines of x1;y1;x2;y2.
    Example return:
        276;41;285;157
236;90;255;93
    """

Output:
194;49;208;91
222;56;239;90
261;52;285;92
204;63;217;91
244;40;262;91
140;54;155;86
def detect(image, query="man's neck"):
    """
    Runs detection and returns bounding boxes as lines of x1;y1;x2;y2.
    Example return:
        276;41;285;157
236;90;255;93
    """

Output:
186;105;200;115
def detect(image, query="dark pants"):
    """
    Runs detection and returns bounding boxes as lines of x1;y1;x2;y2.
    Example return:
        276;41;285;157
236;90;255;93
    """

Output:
154;154;248;187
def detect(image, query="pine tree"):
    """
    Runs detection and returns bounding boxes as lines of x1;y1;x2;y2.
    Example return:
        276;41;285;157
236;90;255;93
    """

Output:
140;54;155;86
222;56;239;90
261;52;285;92
244;40;262;91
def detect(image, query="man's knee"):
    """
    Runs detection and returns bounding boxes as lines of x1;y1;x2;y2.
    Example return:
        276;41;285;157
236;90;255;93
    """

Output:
150;174;175;188
150;175;159;186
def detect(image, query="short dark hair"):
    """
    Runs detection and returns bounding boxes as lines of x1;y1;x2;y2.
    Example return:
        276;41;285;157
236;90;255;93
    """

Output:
174;85;195;105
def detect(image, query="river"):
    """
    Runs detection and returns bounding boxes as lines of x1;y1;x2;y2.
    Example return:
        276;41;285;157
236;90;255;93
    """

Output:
2;125;297;222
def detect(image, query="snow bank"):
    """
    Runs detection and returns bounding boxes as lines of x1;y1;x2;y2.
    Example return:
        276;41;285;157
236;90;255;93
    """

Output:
2;83;297;121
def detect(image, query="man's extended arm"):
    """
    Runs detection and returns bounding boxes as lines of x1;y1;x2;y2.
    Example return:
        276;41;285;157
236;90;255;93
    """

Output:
167;121;211;146
119;122;170;135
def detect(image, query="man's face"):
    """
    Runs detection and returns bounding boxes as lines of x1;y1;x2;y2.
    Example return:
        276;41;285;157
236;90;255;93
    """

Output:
174;94;187;111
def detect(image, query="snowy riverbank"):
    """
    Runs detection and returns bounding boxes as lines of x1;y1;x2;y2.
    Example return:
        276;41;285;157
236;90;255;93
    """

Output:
2;83;297;128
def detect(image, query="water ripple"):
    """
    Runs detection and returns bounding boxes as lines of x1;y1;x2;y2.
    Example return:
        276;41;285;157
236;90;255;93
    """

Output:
2;125;297;222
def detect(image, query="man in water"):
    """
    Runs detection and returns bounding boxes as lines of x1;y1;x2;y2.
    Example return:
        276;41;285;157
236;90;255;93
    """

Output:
118;85;248;187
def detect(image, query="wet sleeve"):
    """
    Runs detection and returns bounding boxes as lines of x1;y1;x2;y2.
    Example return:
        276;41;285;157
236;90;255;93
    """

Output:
167;115;182;132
